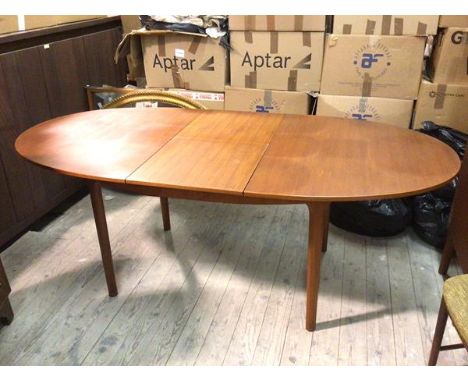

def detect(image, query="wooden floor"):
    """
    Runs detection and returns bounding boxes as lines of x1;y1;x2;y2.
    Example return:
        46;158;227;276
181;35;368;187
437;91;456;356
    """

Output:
0;189;466;366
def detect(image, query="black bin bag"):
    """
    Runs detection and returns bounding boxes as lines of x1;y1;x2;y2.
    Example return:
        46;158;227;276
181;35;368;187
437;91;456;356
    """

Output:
412;121;467;248
330;199;411;237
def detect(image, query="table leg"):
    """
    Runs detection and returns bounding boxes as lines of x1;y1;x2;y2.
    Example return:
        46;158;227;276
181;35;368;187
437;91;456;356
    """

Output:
160;197;171;231
0;298;14;325
322;203;330;253
306;202;329;331
439;231;454;278
88;181;118;297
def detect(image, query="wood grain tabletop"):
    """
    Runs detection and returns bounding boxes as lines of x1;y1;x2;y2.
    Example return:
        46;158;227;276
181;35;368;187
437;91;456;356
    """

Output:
15;108;461;202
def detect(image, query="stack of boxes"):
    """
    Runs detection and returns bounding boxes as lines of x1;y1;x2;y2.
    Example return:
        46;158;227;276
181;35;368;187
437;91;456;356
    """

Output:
225;16;326;114
316;16;439;129
413;16;468;133
118;14;467;134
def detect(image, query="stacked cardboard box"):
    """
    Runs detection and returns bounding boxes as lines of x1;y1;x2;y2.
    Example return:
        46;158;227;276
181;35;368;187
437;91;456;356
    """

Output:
414;24;468;133
226;16;326;115
317;16;436;128
116;29;228;110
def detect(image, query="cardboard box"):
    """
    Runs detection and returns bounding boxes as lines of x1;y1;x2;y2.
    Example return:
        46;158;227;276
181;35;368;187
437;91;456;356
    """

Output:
24;16;104;30
413;80;468;133
430;28;468;84
115;30;229;92
333;15;439;36
439;16;468;28
141;32;228;92
230;31;324;91
229;15;326;31
0;16;18;35
162;88;224;110
316;94;413;129
320;35;425;99
225;86;310;114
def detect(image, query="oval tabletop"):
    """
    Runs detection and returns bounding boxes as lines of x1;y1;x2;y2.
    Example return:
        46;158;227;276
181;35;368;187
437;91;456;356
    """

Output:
15;108;461;202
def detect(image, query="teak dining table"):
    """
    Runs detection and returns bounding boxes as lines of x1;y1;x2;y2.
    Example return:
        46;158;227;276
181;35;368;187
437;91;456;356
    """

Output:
15;108;460;331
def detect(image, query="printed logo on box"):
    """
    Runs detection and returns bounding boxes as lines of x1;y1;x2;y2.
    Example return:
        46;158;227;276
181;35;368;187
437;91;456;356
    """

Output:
249;97;281;113
345;99;381;122
451;30;468;44
241;53;312;70
352;41;392;80
153;54;215;72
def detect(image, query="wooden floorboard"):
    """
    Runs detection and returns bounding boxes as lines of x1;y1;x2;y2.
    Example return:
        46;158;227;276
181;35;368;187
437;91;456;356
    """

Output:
0;191;467;366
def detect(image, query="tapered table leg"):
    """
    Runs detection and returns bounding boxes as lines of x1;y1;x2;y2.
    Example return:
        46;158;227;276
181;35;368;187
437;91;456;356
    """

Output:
439;232;454;278
160;197;171;231
306;202;329;331
88;181;118;297
0;298;14;325
322;203;330;253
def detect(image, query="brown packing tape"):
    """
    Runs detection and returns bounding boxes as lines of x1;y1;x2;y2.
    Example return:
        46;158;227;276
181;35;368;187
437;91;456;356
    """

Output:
294;15;303;31
188;36;202;55
433;84;447;109
302;32;311;47
171;65;184;88
245;15;255;30
288;70;298;91
266;15;275;31
381;15;392;35
244;31;253;44
245;71;257;88
416;22;427;36
157;35;166;56
358;97;368;114
394;18;403;35
270;32;279;54
361;73;372;97
264;90;273;108
365;20;376;35
342;24;352;34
